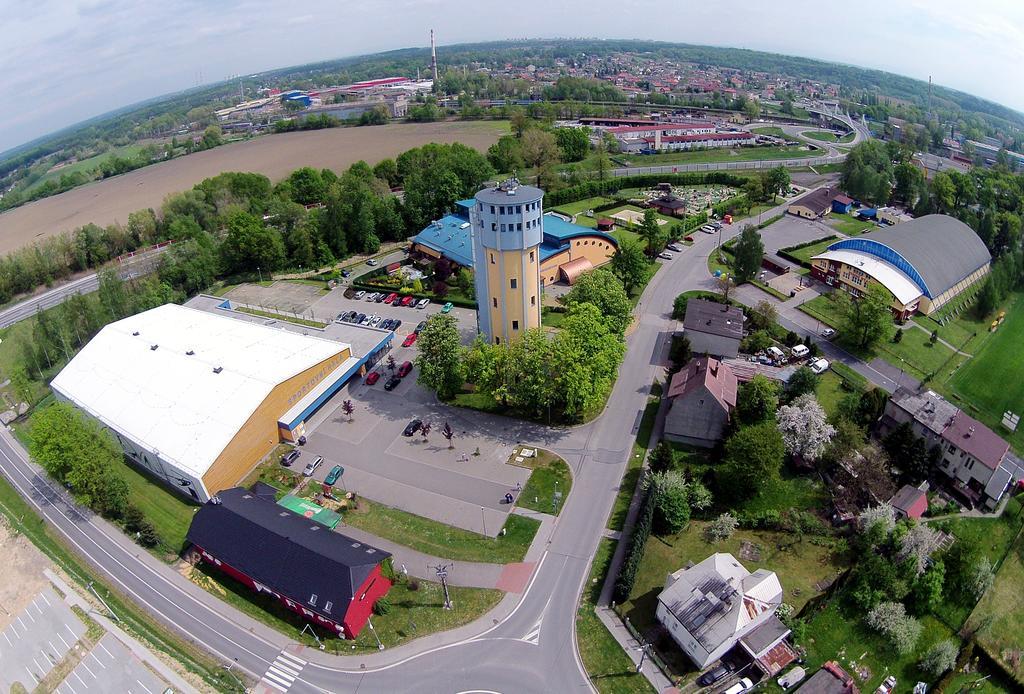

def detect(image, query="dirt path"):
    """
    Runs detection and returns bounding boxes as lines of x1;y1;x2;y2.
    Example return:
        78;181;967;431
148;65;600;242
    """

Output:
0;120;508;256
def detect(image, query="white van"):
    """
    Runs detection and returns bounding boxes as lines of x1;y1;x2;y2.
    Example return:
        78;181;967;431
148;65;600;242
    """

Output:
766;346;785;361
810;358;830;374
791;344;809;358
724;678;754;694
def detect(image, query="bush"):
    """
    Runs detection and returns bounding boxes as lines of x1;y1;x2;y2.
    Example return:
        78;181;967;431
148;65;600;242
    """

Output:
613;485;656;603
432;281;449;298
919;639;959;676
649;471;691;535
648;441;676;474
705;512;738;543
668;335;692;369
892;328;903;343
373;596;392;616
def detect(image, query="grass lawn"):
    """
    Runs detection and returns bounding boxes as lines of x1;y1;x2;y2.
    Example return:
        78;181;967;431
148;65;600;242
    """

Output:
342;497;539;564
541;307;567;329
515;449;572;516
827;212;877;236
240;451;302;499
235;306;326;328
948;293;1024;449
784;238;837;266
608;382;661;531
620;145;819;166
551;196;618;218
191;562;502;654
727;470;829;517
966;521;1024;683
803;603;956;692
577;539;657;694
115;462;198;559
751;126;787;137
816;370;849;418
610;227;641;246
802;130;856;144
707;247;733;279
27;145;147;192
622;521;846;676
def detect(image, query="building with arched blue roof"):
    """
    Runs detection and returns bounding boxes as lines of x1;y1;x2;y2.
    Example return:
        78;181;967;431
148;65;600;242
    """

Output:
810;214;990;319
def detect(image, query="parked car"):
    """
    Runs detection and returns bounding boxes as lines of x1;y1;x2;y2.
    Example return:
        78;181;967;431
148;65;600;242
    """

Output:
366;258;378;266
791;344;809;358
369;315;383;327
280;449;300;467
359;314;371;325
324;465;344;486
666;243;683;252
416;298;430;309
354;290;366;299
723;678;753;694
697;662;735;687
397;361;413;377
810;358;830;374
415;320;427;334
777;666;807;689
302;455;324;477
402;332;418;347
441;302;454;313
701;225;716;234
365;292;379;302
658;251;673;260
340;269;351;278
821;327;837;338
400;295;416;307
354;312;366;324
384;292;398;304
374;293;386;303
391;319;402;331
383;376;401;391
402;419;423;436
365;371;380;385
379;318;393;331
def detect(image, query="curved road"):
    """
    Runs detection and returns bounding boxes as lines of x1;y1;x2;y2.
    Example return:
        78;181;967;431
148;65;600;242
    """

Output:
0;190;896;693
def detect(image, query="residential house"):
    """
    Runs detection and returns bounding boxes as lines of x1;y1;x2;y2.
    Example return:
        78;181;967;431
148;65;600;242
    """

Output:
788;187;835;219
656;553;788;670
797;661;859;694
880;389;1024;509
663;357;738;447
683;298;744;358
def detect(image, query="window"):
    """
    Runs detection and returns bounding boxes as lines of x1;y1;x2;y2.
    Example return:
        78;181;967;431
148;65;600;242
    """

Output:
491;223;497;231
479;203;483;211
490;253;495;264
510;278;517;289
493;297;498;308
512;320;519;330
517;223;522;231
499;206;505;214
531;295;536;306
490;205;495;214
529;251;534;262
516;205;522;213
495;337;501;345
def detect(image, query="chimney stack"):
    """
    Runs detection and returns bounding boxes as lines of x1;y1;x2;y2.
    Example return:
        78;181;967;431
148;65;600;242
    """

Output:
430;29;438;83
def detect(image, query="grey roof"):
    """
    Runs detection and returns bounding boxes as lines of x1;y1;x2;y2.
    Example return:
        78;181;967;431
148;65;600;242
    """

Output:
739;615;790;657
889;388;958;436
851;215;991;297
475;181;544;205
684;299;744;340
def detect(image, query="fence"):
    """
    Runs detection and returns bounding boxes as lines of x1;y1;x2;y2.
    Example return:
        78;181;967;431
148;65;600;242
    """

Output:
610;156;837;177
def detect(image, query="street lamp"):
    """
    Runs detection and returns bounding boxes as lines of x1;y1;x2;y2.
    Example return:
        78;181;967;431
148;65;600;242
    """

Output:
257;266;263;284
301;623;325;650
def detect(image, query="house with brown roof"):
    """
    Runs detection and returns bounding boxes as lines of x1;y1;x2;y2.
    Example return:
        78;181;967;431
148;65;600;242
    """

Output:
664;357;738;447
881;389;1024;509
788;187;835;219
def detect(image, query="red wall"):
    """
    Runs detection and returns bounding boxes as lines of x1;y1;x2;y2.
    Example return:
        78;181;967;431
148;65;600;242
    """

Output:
196;546;391;639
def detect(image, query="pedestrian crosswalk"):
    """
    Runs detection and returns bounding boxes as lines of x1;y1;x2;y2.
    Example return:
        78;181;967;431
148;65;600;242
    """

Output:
260;651;306;692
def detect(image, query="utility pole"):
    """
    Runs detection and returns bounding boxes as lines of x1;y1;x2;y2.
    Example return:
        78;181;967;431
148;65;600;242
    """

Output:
366;617;385;650
301;623;325;650
86;581;119;622
635;635;652;673
221;659;245;691
431;563;454;609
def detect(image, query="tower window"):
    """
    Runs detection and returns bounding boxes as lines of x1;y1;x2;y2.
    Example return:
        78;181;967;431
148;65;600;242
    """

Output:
517;223;522;231
510;278;517;289
529;251;534;262
491;223;497;231
516;205;522;213
531;295;536;306
493;297;498;308
512;320;519;330
490;253;495;264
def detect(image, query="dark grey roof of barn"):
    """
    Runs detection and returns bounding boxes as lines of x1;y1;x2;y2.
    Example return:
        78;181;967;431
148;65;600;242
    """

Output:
186;487;389;623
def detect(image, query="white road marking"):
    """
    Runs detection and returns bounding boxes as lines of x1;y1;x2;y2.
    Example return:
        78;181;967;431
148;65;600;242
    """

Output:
80;658;96;678
73;669;89;688
17;616;27;631
34;598;45;616
260;678;288;693
136;679;154;694
57;632;70;649
99;641;114;658
264;669;294;688
48;641;60;657
91;651;105;668
65;624;79;642
26;667;39;683
63;681;79;694
40;592;52;606
3;630;12;646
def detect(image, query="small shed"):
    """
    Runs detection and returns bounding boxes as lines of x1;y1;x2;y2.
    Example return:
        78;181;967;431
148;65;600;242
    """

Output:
596;218;615;232
831;195;854;214
889;484;928;520
857;207;877;219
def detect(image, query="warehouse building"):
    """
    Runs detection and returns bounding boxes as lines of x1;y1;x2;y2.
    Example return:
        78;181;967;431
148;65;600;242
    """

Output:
411;199;618;289
51;303;378;502
810;215;991;319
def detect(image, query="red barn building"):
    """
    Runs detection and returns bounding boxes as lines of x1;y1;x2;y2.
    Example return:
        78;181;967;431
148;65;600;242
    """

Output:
186;485;391;639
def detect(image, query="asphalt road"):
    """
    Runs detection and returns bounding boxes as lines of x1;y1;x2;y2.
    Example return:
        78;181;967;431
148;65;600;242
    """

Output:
0;186;902;693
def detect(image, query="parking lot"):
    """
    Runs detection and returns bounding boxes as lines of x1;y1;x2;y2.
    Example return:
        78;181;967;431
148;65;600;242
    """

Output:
0;588;85;691
55;633;168;694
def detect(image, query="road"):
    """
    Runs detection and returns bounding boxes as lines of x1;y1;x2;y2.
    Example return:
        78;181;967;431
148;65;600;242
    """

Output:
0;189;902;693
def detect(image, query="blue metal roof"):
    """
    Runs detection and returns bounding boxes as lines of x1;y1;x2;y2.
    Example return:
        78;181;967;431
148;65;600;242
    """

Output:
412;214;475;267
412;212;617;269
455;199;475;215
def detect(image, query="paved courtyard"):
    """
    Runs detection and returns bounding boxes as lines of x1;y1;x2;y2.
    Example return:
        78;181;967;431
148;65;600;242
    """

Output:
56;633;167;694
760;213;836;253
224;280;326;315
0;588;85;691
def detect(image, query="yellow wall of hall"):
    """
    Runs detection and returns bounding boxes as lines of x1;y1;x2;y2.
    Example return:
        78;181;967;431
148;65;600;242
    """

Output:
201;347;351;495
540;237;617;284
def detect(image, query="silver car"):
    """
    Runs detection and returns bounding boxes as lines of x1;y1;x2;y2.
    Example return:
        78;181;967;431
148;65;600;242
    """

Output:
303;455;324;477
369;315;383;327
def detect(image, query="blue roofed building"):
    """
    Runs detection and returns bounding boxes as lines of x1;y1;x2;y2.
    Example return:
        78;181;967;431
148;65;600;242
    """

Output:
411;199;619;287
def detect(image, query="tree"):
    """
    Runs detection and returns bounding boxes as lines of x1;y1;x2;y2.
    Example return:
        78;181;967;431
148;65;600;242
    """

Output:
219;210;286;275
732;225;764;283
648;441;675;474
561;268;632;335
777;394;835;461
911;559;945;614
284;167;327;206
706;512;738;542
748;300;778;331
28;402;129;518
838;444;897;512
520;129;560;183
715;274;734;303
555;127;590;163
442;421;455;449
487;135;524;173
649;470;691;535
737;375;779;424
865;602;922;655
841;140;895;204
415;313;465;399
720;422;785;499
158;235;219;295
639;208;665;256
785;366;819;401
968;555;995;601
200;125;222;150
342;399;355;421
765;167;791;200
669;335;692;368
836;283;893;349
898;523;940;576
550;303;625;420
919;639;959;677
883;422;930;481
609;239;649;296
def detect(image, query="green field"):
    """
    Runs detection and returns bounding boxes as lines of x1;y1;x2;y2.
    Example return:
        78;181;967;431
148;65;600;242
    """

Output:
967;524;1024;684
551;196;618;218
784;238;836;266
342;497;539;563
620;145;820;166
948;293;1024;447
802;130;856;144
576;539;656;694
827;212;877;236
815;371;848;417
27;145;148;192
751;126;788;137
516;449;572;515
116;463;198;558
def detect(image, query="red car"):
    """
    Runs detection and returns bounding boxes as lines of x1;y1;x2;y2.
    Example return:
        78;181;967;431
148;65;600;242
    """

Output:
397;361;413;378
365;371;380;385
400;295;415;307
402;332;418;348
384;292;398;304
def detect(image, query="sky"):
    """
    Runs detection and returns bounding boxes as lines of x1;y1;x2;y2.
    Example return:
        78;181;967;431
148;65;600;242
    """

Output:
2;0;1023;153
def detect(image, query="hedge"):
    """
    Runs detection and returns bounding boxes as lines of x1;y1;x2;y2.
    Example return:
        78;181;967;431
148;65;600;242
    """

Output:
777;235;838;267
612;483;657;604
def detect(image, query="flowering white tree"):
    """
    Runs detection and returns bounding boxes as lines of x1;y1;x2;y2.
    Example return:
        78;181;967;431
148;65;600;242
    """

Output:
776;394;835;461
858;503;896;536
897;523;940;575
705;512;738;543
865;601;922;654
